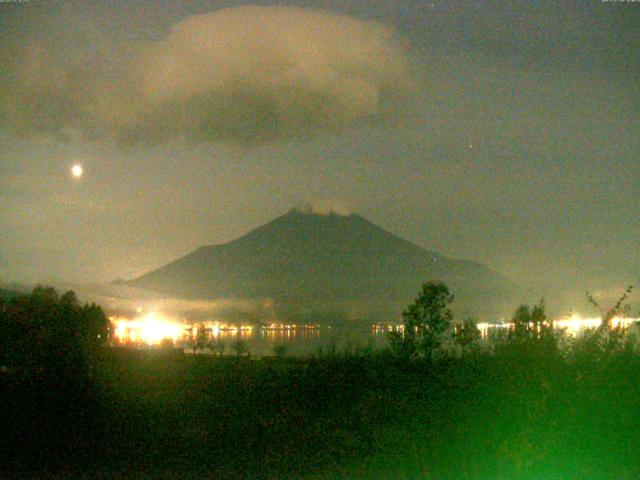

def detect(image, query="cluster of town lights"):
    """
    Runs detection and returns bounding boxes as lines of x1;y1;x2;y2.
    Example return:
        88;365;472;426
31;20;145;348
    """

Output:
110;312;638;347
372;314;639;338
111;313;184;345
109;315;323;346
477;313;640;337
261;323;320;330
109;313;253;346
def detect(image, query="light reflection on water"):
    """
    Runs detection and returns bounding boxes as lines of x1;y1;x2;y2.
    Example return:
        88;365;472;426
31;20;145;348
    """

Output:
248;326;380;356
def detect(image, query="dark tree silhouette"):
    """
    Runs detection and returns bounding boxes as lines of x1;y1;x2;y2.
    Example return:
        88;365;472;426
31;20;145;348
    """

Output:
212;336;226;356
390;281;454;359
0;286;109;465
498;300;558;359
0;286;108;377
584;285;635;355
587;285;633;331
452;319;481;354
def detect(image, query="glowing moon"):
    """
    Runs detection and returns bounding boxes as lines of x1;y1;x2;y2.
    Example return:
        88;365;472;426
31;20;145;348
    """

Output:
71;164;83;178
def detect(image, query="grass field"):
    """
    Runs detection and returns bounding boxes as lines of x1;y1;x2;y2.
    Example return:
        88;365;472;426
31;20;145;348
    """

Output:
4;343;640;479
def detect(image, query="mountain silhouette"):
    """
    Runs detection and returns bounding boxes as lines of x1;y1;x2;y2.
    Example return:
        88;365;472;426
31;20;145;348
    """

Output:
126;208;525;322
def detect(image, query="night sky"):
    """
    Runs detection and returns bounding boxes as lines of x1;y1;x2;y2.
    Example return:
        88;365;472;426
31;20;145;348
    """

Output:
1;1;638;310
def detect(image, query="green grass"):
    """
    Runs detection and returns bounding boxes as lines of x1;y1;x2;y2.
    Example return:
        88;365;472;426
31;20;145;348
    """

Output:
3;347;640;479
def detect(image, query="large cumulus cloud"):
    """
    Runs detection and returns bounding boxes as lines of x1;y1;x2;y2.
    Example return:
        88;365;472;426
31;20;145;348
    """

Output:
0;6;413;146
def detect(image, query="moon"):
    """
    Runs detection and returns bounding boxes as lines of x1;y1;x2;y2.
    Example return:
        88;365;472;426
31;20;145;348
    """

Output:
71;164;83;178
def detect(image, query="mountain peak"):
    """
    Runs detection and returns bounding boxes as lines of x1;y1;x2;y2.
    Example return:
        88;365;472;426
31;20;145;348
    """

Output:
291;201;353;217
128;208;524;321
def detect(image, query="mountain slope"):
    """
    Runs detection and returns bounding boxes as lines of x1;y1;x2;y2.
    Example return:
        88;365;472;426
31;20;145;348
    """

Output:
127;209;526;322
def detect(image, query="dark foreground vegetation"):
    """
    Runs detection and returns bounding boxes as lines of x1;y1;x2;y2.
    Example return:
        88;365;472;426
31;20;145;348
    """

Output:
1;285;640;479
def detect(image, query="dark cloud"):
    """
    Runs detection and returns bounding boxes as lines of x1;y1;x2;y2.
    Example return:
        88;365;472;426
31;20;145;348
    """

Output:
0;6;413;146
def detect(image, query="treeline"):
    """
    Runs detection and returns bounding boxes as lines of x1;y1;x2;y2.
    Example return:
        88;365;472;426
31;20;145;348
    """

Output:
0;286;109;468
1;284;639;479
390;281;638;362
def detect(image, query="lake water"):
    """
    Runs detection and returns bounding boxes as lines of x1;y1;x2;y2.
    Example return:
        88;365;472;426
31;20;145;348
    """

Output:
175;326;394;357
209;326;391;357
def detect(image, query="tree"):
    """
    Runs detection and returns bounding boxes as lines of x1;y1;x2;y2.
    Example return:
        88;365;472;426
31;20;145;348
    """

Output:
0;286;108;376
585;285;634;355
510;300;551;339
587;285;633;331
0;286;109;462
511;304;532;341
390;281;454;359
452;319;481;355
184;325;209;355
194;324;208;354
504;300;556;357
212;336;226;356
